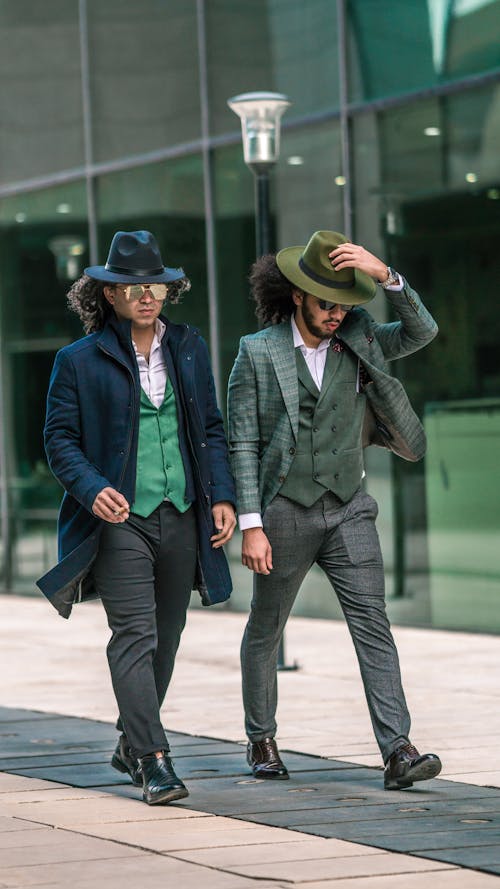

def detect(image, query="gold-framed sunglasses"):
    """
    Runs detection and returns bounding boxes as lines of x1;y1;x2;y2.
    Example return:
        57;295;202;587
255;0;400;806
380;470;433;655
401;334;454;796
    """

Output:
116;283;169;302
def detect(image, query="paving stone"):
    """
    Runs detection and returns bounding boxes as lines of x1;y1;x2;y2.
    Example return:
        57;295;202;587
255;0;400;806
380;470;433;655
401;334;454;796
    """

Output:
0;819;45;835
79;821;300;853
226;851;454;882
169;837;385;867
0;854;245;889
300;872;500;889
0;832;145;868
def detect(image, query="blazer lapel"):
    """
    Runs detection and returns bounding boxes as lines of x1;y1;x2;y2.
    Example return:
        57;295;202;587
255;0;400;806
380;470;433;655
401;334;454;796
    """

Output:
265;322;300;438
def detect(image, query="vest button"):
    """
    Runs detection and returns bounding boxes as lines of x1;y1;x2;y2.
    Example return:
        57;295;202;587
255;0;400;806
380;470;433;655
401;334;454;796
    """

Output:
186;355;192;360
334;473;340;479
289;447;295;455
201;442;207;448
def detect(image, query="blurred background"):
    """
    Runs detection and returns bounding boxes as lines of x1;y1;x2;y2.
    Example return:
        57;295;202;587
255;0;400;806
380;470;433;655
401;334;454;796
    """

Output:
0;0;499;633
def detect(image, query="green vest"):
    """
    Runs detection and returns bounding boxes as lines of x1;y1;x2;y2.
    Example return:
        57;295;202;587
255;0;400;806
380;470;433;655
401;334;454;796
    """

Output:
131;382;189;518
279;343;365;506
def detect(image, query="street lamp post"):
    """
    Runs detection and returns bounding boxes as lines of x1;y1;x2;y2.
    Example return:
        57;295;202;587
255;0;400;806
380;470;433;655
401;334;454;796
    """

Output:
228;90;298;672
227;91;290;257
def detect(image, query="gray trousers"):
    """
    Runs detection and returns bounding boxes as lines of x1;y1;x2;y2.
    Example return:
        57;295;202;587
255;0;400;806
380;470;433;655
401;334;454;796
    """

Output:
93;502;197;759
241;490;411;764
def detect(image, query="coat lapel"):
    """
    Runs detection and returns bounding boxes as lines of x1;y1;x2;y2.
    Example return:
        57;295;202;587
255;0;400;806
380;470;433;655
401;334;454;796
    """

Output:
265;322;300;438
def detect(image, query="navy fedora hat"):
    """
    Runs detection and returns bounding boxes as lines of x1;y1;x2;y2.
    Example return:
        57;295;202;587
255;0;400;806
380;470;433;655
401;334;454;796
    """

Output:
85;230;186;284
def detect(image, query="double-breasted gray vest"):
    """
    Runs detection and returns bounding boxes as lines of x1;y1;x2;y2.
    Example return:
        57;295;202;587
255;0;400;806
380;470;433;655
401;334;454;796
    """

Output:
280;344;365;505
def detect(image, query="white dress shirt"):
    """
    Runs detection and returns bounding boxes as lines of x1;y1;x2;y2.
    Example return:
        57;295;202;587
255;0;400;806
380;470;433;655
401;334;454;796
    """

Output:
133;318;167;406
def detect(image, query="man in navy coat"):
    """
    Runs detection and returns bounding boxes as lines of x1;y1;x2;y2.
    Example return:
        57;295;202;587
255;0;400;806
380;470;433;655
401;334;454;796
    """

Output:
39;230;236;805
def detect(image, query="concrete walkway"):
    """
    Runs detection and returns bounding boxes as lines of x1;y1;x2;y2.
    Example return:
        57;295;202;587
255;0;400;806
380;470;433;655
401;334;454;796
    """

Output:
1;594;499;888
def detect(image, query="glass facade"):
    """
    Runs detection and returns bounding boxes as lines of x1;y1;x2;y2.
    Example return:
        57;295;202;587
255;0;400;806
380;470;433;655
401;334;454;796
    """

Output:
1;0;499;631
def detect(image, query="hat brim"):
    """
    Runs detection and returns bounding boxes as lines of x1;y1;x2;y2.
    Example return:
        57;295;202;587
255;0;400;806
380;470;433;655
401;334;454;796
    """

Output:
84;265;186;284
277;246;376;305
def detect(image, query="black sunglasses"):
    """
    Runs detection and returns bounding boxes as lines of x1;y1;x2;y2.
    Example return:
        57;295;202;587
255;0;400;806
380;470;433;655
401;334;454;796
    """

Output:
313;296;354;312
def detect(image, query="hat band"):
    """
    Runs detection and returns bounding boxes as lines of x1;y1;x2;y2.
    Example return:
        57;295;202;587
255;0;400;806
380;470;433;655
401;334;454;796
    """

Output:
299;257;354;290
105;262;165;277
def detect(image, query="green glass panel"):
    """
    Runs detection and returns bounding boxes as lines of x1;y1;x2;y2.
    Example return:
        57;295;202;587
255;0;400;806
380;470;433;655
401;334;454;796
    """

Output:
0;179;89;589
352;83;500;626
347;0;500;102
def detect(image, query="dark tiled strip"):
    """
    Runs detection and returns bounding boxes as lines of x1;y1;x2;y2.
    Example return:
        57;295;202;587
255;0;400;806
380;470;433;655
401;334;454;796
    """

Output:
1;706;499;875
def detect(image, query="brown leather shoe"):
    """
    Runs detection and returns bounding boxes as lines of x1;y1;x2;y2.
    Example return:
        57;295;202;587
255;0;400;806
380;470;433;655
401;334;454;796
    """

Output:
247;738;289;780
384;742;442;790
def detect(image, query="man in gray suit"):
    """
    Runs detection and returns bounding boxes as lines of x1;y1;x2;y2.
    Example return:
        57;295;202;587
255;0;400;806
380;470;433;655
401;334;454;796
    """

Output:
227;230;441;790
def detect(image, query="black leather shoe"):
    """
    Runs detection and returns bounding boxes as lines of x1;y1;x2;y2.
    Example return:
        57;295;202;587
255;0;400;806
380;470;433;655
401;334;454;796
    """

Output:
247;738;289;780
140;751;189;805
384;742;442;790
111;734;142;786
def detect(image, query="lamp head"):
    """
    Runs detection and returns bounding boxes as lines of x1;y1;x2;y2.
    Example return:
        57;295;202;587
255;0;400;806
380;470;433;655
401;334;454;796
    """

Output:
227;91;291;170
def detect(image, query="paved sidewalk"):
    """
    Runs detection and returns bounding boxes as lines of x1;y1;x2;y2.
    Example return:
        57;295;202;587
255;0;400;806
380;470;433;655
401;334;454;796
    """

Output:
1;594;499;888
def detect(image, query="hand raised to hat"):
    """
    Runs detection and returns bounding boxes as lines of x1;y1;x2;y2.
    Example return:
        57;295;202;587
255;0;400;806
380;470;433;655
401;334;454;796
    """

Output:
329;242;388;283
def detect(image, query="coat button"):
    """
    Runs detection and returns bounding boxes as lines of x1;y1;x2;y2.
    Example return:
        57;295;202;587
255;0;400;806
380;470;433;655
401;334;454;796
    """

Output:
313;426;319;432
313;473;319;480
332;448;338;455
279;474;286;483
201;442;207;448
187;355;191;360
313;450;319;456
289;447;295;455
332;425;337;432
332;404;338;411
334;472;340;479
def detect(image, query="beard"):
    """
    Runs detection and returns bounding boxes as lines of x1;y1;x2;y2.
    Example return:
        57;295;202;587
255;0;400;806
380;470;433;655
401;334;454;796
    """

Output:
300;299;334;341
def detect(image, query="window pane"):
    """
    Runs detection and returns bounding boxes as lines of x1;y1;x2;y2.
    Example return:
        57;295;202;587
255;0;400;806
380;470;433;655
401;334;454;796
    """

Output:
87;0;201;163
0;180;89;590
347;0;500;102
352;83;500;629
0;0;84;185
208;0;339;136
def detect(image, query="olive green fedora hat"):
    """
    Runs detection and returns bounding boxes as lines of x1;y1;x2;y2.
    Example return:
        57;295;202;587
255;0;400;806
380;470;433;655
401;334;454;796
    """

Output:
276;230;376;305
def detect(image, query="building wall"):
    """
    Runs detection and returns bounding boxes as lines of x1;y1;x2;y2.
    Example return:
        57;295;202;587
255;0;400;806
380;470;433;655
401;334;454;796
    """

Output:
0;0;499;631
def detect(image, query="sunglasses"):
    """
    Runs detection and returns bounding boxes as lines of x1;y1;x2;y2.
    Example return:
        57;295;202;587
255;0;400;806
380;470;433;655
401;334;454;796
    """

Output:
313;296;354;312
116;283;169;302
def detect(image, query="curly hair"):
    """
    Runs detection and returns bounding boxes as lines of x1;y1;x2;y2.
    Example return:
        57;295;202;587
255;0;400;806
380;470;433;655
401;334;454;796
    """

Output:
249;254;298;326
66;275;192;334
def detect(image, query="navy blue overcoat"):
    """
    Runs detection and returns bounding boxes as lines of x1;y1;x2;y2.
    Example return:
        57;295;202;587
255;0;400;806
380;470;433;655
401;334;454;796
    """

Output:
37;313;236;618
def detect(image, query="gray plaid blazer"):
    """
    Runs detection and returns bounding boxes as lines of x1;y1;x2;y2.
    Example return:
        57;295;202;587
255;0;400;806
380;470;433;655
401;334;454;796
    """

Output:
227;281;438;515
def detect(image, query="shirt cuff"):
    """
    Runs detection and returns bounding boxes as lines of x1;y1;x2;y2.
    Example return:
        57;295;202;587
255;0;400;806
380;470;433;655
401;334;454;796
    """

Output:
238;512;263;531
384;273;404;291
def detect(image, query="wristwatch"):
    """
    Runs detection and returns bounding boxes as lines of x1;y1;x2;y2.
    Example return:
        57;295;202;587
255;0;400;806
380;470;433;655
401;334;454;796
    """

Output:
378;266;400;288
